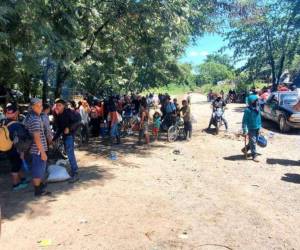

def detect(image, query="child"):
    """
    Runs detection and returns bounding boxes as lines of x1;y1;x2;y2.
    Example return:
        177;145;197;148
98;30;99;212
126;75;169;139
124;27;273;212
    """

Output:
180;100;192;140
152;111;161;141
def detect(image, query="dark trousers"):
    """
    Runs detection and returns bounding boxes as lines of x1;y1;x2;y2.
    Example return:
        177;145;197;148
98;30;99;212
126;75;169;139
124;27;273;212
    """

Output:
184;121;192;139
80;123;89;143
246;129;259;157
7;148;22;173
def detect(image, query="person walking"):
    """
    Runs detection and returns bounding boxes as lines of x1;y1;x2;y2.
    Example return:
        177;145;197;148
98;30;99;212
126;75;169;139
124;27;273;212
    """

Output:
241;95;262;162
52;99;81;182
24;98;51;196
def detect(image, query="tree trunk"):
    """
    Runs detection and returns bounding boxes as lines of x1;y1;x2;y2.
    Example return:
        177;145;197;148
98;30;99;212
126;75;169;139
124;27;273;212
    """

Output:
21;71;31;103
276;53;286;85
270;62;277;92
55;62;69;99
42;80;48;103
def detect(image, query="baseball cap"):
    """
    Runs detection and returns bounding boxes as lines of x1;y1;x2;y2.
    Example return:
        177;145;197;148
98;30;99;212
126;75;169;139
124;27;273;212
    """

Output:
30;98;42;106
55;98;66;105
5;103;18;114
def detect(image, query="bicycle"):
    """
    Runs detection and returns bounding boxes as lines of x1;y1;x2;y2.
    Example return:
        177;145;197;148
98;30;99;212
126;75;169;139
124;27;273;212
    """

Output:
167;117;186;142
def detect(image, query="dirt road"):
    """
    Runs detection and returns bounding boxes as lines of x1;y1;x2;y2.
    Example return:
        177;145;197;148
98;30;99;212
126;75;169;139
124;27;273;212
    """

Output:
1;93;300;250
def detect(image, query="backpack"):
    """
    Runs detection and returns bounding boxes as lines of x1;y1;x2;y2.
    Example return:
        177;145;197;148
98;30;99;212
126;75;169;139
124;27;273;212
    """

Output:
8;121;33;153
0;123;13;152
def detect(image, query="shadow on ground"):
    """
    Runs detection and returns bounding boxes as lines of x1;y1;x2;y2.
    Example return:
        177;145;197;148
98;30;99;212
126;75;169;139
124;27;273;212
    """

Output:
223;154;247;161
267;158;300;167
281;173;300;184
77;134;170;160
0;135;171;220
0;165;115;221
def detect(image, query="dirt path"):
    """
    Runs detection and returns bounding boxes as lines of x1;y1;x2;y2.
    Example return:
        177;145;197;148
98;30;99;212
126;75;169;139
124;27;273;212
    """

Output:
1;93;300;250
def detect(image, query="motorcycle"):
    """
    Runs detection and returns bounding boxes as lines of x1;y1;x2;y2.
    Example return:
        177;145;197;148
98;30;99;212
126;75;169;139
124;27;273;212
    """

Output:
211;108;225;135
48;115;67;160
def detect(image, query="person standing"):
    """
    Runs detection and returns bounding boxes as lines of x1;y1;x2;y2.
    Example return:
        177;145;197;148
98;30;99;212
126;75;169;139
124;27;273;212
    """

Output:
139;98;150;145
108;98;121;144
52;99;81;182
4;104;28;191
152;111;161;141
173;98;181;118
41;103;53;145
24;98;51;196
242;95;262;162
180;100;192;141
163;96;176;126
79;100;90;143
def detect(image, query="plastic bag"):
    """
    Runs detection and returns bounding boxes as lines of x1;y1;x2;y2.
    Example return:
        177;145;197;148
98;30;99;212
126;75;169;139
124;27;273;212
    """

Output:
47;164;70;182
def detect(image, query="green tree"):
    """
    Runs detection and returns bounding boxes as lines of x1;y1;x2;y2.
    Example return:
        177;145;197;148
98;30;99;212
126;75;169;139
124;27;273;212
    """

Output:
225;0;300;89
196;61;235;85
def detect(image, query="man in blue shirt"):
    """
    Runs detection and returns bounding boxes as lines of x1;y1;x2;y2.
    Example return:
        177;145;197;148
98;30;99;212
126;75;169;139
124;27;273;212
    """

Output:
163;96;176;126
242;95;262;162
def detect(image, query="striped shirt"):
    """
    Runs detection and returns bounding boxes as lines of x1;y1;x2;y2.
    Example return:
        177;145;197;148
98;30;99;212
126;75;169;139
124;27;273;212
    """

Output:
24;111;48;154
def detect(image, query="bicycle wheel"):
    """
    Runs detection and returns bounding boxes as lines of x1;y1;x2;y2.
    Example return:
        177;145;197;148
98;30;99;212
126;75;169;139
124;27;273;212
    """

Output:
179;127;186;140
168;126;178;142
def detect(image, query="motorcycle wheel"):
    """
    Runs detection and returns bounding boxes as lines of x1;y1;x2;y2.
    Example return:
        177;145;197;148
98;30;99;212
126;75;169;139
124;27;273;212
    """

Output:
57;141;68;159
168;126;178;142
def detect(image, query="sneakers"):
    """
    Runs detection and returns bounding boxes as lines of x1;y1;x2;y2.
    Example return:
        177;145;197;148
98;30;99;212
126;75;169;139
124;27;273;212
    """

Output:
34;185;52;197
12;182;28;191
20;177;31;185
68;173;80;183
252;156;260;163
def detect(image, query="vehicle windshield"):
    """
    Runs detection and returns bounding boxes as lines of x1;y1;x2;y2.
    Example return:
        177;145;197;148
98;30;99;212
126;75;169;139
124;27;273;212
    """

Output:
280;94;298;106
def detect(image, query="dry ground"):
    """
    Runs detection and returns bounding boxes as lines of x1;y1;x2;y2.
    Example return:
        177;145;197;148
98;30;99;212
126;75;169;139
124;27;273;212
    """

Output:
1;93;300;250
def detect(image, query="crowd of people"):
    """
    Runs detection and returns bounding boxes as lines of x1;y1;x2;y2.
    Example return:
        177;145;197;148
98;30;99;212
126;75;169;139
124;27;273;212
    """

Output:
2;83;297;197
0;93;193;197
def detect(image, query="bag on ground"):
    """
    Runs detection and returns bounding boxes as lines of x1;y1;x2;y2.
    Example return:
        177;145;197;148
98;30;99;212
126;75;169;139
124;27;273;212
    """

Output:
47;164;70;182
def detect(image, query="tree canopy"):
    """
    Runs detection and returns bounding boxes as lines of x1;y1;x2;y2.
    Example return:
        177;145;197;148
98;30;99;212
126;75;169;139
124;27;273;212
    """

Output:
0;0;227;101
225;0;300;89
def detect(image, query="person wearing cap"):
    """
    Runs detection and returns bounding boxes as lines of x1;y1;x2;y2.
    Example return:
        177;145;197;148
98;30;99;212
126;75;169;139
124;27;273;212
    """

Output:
242;95;262;162
52;98;80;183
207;94;228;130
24;98;51;196
4;104;29;191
